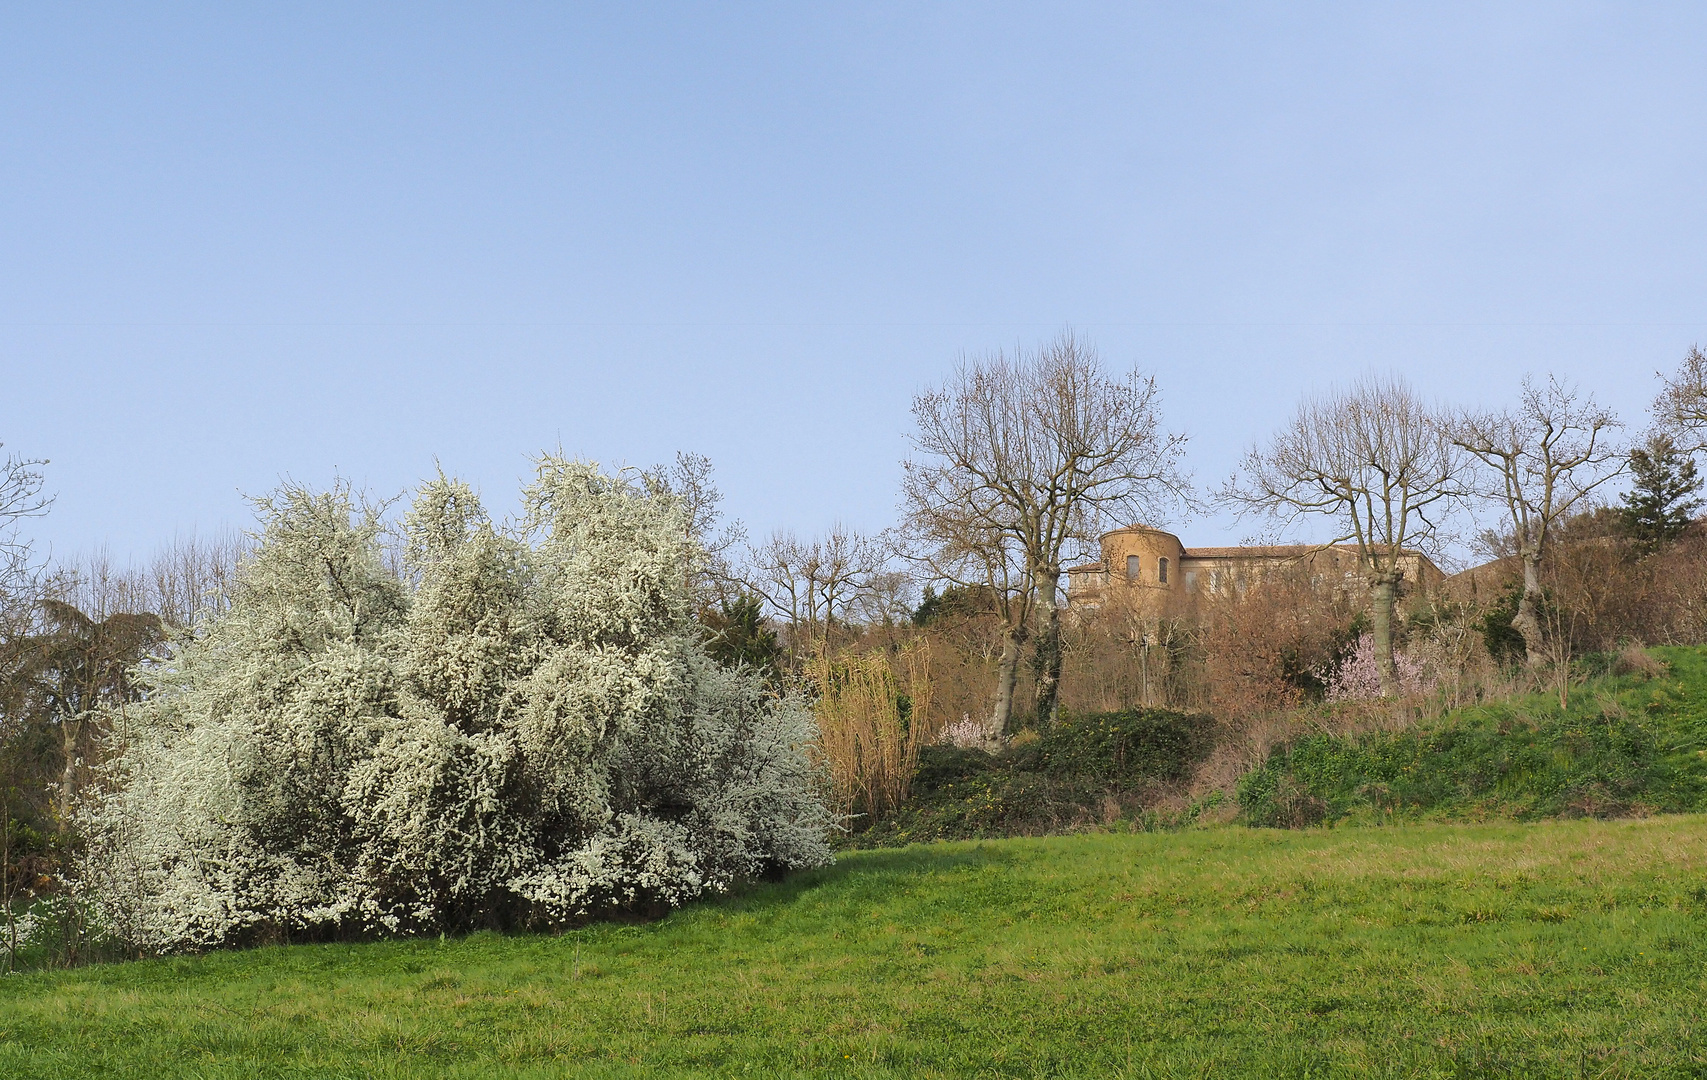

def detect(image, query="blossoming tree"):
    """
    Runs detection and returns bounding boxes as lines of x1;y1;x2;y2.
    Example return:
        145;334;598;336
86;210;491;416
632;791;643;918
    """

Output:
81;458;830;952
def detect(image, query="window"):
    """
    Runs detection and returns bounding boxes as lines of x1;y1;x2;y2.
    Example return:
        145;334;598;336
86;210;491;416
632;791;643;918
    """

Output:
1157;557;1169;584
1183;571;1196;592
1126;554;1140;581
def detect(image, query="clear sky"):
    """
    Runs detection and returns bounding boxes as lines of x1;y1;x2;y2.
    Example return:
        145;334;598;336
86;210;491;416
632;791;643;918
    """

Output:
4;4;1705;567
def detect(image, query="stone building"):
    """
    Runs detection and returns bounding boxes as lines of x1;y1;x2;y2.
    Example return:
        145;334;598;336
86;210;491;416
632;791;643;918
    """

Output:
1064;525;1444;614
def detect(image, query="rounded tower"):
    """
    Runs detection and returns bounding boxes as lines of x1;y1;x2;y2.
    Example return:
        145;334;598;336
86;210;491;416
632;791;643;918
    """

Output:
1099;526;1185;596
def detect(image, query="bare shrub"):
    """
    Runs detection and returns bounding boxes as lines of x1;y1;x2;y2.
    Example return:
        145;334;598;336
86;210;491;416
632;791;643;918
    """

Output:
1636;529;1707;645
1058;591;1194;714
1192;563;1363;722
1613;643;1666;679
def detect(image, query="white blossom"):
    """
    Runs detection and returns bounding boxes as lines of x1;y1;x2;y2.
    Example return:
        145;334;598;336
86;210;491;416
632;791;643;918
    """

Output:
79;460;831;952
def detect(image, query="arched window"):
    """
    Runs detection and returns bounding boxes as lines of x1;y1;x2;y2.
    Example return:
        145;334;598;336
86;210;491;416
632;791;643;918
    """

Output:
1157;557;1169;584
1126;554;1140;581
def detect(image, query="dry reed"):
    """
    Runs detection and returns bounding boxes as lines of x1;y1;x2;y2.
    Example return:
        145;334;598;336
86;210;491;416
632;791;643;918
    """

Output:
809;639;938;818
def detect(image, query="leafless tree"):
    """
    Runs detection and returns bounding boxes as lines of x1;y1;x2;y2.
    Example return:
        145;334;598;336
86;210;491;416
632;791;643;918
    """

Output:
745;524;885;658
47;530;249;633
1221;374;1458;697
1451;375;1623;667
644;451;748;609
902;331;1189;732
1653;345;1707;453
0;445;50;596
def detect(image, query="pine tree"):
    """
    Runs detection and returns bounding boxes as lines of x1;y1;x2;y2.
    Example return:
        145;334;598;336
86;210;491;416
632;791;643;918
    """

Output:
1618;433;1703;555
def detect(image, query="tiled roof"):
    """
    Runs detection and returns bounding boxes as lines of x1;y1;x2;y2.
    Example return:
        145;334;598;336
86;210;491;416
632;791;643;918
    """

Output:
1181;544;1364;559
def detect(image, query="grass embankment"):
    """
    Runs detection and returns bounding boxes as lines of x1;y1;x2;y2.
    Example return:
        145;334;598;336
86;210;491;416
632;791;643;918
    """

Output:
6;818;1707;1078
1241;646;1707;826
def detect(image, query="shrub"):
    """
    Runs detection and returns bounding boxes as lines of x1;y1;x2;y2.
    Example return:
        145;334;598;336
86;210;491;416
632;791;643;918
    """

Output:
78;461;831;953
847;708;1216;847
1027;708;1216;787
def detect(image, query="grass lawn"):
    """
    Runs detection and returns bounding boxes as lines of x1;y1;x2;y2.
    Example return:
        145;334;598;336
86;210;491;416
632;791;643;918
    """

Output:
5;817;1707;1078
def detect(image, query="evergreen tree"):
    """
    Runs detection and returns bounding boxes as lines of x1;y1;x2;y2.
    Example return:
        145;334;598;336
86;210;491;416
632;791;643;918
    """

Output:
1618;434;1702;555
701;593;781;679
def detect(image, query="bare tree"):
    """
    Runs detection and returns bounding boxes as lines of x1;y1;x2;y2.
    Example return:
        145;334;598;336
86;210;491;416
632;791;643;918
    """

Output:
644;452;748;609
0;445;50;594
1451;375;1623;668
1653;345;1707;453
48;530;250;632
854;566;917;628
902;331;1189;732
746;524;885;658
1221;374;1458;697
144;530;249;629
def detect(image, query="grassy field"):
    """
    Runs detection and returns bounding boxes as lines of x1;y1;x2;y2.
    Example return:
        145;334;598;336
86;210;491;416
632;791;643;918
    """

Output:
5;817;1707;1078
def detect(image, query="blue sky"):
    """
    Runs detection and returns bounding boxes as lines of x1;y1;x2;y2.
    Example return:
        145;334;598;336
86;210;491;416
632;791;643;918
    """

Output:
4;4;1705;567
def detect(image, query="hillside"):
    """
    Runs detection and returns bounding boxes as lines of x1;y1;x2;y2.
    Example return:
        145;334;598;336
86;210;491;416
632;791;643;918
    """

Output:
5;818;1707;1078
1241;645;1707;827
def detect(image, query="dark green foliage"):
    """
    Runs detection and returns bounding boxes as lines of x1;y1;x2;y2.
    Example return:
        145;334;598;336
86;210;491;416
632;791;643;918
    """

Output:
909;583;994;627
1024;707;1216;785
1239;646;1707;827
848;708;1217;847
1619;433;1702;555
699;593;781;678
1478;580;1529;666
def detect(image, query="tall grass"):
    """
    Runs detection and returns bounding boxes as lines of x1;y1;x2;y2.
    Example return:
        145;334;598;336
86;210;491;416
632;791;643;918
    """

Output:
810;639;939;817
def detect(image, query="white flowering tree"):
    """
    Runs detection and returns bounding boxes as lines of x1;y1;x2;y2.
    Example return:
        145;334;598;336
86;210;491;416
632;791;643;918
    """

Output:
80;458;830;952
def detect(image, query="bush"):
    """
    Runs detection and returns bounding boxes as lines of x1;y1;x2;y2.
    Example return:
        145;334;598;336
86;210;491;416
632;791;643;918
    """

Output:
78;461;832;953
1027;708;1216;786
846;708;1216;847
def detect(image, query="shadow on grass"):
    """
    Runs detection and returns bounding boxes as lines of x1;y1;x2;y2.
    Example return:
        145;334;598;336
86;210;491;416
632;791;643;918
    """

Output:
15;840;1024;977
705;838;1021;913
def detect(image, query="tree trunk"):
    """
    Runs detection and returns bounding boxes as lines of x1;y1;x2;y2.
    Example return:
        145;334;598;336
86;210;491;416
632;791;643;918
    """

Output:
1370;574;1398;698
58;713;82;830
989;625;1024;742
1032;577;1063;727
2;798;12;975
1512;551;1545;668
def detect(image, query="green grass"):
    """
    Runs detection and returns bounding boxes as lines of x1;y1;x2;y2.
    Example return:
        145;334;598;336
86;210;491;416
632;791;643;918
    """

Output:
6;817;1707;1078
1239;646;1707;826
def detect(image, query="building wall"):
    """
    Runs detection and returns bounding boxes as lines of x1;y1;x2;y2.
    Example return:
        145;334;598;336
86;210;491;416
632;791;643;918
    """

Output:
1066;526;1444;614
1065;526;1185;611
